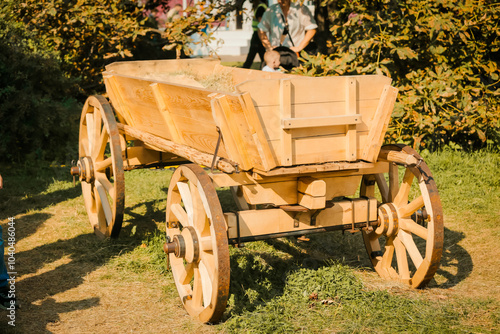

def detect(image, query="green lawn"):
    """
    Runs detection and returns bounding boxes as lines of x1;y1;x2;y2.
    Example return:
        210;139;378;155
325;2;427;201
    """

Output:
0;149;498;333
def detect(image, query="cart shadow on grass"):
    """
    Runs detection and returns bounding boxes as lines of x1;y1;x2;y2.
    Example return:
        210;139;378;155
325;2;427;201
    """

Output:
2;198;164;333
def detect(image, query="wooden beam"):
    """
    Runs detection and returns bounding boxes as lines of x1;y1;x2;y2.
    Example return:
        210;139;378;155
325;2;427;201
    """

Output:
225;197;378;239
116;123;237;173
282;114;362;129
211;94;250;169
361;85;399;162
346;77;358;161
280;79;293;166
239;93;277;171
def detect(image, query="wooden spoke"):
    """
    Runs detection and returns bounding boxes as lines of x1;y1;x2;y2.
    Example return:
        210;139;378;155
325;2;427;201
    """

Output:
381;236;395;269
178;262;195;285
394;236;410;282
199;260;213;307
171;203;190;227
399;195;424;218
94;157;113;172
393;168;414;208
399;231;424;268
361;144;443;288
375;173;389;203
166;164;230;323
93;127;109;161
95;174;113;194
200;236;213;252
400;218;428;240
177;181;194;225
86;113;95;155
95;180;113;226
79;95;124;238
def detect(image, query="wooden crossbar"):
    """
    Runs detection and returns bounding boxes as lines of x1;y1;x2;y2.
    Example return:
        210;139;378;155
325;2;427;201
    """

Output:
282;114;362;129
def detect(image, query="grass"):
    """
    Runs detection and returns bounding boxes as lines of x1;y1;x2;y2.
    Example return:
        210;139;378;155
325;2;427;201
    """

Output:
0;149;499;333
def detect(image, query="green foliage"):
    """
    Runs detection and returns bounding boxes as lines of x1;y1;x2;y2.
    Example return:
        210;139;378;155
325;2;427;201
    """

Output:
298;0;500;150
0;18;81;163
1;0;235;93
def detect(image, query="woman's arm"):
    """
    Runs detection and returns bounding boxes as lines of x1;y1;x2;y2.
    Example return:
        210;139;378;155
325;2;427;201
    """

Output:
290;29;316;53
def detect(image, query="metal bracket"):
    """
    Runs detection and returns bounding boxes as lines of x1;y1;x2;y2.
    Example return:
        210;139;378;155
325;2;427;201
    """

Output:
211;127;223;173
360;196;373;232
310;210;321;226
232;211;244;248
344;198;358;234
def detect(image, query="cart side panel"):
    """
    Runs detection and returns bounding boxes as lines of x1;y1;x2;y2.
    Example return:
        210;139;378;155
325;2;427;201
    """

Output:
236;75;397;166
104;74;231;160
211;94;277;171
104;74;175;141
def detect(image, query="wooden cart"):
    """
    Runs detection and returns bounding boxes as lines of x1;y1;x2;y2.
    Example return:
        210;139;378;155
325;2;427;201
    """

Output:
71;59;443;323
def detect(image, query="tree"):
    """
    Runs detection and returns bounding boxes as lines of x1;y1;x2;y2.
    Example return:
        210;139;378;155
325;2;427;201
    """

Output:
303;0;500;150
1;0;234;94
0;18;80;163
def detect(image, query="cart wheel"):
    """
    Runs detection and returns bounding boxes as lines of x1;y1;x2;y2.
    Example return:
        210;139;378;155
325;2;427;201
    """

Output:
360;144;443;288
165;164;230;323
78;95;124;239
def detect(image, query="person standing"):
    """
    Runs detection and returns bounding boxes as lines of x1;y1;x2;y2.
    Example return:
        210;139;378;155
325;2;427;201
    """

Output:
242;0;268;69
257;0;317;54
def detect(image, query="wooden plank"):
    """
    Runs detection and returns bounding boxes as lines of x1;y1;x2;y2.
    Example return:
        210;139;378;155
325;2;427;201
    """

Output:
282;114;362;129
361;85;399;162
150;83;183;144
272;131;369;165
166;113;229;158
241;180;297;206
103;75;135;127
122;146;187;168
225;197;377;239
117;123;236;173
297;177;326;197
256;101;379;141
104;76;176;141
236;75;392;107
217;94;266;171
346;77;358;161
209;161;388;187
253;161;378;177
239;93;278;170
211;95;248;169
280;79;293;166
298;193;326;209
324;175;362;199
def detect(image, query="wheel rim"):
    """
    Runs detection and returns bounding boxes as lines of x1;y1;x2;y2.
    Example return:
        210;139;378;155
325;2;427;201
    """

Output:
166;164;230;323
79;95;124;238
360;144;443;288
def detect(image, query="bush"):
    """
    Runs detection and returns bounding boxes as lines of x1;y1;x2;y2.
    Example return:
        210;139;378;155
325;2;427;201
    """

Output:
298;0;500;150
2;0;234;93
0;18;81;163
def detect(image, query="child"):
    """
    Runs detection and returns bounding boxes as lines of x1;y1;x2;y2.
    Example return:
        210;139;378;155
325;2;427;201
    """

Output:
262;50;281;72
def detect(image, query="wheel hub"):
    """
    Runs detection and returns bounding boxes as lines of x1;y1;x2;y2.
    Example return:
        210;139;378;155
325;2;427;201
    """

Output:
164;226;200;263
70;157;95;183
374;203;399;237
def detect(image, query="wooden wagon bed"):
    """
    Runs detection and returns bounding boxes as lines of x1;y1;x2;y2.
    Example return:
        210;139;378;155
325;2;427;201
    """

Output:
103;59;398;175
